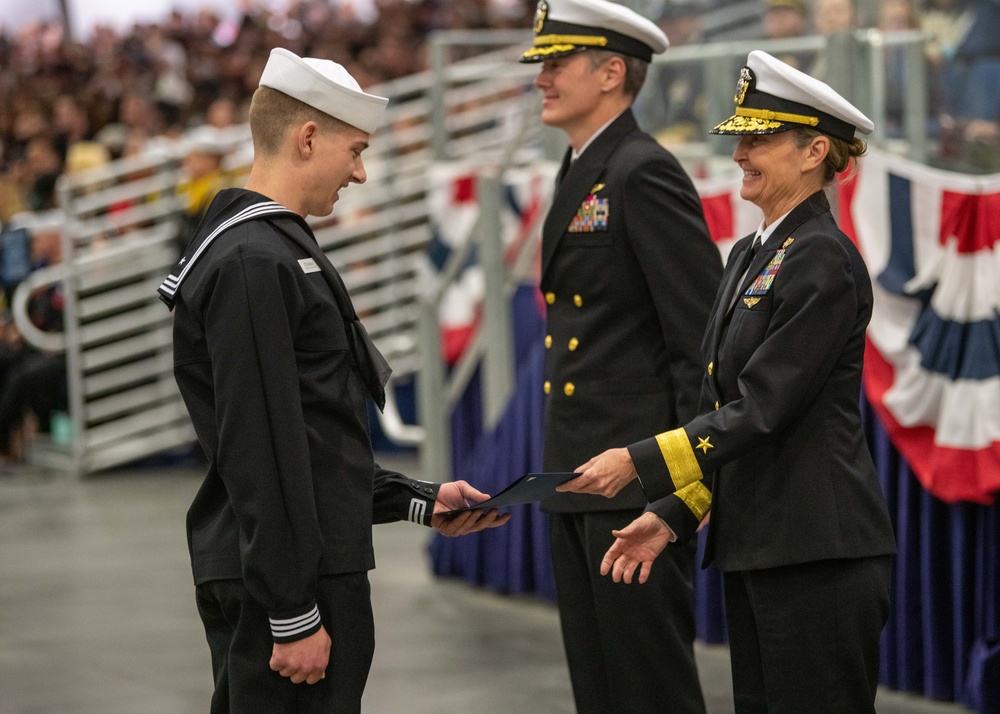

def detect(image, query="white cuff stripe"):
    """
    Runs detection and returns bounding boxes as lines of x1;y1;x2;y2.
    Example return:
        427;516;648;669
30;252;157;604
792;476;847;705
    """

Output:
408;498;426;524
270;605;321;638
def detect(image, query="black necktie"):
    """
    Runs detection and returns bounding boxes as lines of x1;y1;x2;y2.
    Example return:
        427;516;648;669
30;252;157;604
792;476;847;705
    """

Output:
555;152;573;187
731;235;762;304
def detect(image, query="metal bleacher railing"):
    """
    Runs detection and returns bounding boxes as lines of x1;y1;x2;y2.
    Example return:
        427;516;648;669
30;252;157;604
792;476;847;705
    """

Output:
14;28;930;478
13;32;549;476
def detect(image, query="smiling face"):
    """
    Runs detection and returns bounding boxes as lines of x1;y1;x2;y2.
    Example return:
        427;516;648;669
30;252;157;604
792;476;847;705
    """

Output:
304;123;370;218
731;131;826;223
245;89;376;219
534;52;608;143
535;52;631;149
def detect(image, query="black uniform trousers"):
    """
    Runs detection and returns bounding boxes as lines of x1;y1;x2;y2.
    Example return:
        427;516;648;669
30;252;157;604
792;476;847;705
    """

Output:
550;509;705;714
723;555;891;714
196;574;375;714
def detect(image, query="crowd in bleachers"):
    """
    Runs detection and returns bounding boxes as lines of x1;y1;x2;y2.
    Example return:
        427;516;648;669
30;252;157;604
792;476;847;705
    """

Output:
649;0;1000;170
0;0;997;466
0;0;534;218
1;0;997;220
0;0;536;466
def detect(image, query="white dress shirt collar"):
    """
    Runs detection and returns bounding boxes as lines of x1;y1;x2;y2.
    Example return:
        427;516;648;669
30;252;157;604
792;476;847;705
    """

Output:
571;110;626;162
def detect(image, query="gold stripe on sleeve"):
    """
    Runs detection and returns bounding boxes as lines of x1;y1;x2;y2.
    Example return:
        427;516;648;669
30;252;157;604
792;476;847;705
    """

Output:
676;481;712;521
654;428;704;492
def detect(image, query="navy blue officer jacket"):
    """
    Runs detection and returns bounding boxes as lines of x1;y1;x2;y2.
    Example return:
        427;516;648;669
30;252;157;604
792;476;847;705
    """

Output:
541;109;722;513
631;190;896;571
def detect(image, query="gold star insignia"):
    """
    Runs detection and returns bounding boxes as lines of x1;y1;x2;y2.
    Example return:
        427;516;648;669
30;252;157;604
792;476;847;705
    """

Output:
696;436;714;454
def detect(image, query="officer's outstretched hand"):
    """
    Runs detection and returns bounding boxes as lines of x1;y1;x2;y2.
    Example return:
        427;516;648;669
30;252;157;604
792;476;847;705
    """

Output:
600;512;671;585
270;625;331;684
432;480;510;536
557;447;638;498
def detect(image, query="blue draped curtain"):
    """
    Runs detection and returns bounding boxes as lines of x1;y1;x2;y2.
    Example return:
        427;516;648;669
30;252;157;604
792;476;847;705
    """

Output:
429;285;999;712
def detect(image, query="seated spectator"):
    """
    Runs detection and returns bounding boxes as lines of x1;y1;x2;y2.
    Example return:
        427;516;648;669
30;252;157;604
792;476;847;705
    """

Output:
922;0;972;134
64;141;111;177
52;94;95;149
762;0;812;69
815;0;858;34
809;0;859;80
0;175;27;224
0;217;67;467
204;96;240;129
949;0;1000;121
175;126;235;253
648;1;708;143
0;299;67;466
922;0;972;70
22;132;66;212
877;0;923;136
938;0;1000;170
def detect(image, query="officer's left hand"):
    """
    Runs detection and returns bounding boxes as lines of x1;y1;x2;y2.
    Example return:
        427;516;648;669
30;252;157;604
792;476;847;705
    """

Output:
431;481;511;536
600;512;671;584
557;447;637;498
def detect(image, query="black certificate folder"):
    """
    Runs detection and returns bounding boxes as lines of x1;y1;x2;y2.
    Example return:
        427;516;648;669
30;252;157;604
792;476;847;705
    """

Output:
446;472;579;514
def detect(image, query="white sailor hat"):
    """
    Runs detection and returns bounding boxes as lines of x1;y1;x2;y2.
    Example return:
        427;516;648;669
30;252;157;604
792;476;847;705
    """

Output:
258;47;388;134
710;50;874;142
520;0;669;63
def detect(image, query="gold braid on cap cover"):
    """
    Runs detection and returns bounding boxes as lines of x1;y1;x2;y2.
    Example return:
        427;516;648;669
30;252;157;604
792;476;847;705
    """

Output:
736;106;820;127
713;115;783;133
532;34;610;47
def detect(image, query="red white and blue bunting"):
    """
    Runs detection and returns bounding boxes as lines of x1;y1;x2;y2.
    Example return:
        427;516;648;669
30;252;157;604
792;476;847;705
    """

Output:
844;149;1000;504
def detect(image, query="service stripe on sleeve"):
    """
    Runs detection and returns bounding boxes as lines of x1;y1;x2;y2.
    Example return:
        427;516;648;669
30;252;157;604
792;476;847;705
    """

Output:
654;428;704;492
408;498;427;524
269;605;321;640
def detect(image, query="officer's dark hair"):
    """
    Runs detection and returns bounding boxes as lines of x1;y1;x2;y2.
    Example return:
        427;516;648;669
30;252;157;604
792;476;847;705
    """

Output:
586;50;649;100
249;86;351;156
792;126;867;185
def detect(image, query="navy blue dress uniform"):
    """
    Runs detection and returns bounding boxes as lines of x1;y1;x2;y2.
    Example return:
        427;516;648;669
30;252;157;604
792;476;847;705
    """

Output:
158;49;448;714
522;2;723;711
627;51;897;713
160;189;443;712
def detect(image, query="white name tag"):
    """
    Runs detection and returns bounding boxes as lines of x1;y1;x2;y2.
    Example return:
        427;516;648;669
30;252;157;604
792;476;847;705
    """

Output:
298;258;321;274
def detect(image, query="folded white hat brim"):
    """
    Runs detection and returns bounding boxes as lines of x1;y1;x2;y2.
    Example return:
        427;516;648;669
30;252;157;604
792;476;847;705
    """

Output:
259;48;388;134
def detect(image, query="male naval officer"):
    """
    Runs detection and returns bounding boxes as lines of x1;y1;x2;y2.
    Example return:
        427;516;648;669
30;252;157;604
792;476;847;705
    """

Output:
520;1;722;712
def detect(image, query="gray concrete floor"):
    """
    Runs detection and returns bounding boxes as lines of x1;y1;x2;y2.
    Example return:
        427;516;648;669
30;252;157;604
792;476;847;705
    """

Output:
0;454;971;713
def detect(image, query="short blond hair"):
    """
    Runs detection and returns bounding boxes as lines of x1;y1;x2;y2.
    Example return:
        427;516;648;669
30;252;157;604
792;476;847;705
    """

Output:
248;86;351;156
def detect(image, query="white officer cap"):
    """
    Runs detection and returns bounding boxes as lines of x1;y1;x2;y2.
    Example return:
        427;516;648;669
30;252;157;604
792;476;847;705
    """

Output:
710;50;874;141
520;0;669;63
258;47;388;134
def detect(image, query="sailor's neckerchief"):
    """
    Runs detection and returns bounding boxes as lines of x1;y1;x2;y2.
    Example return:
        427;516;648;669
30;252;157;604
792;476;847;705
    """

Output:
158;188;391;411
